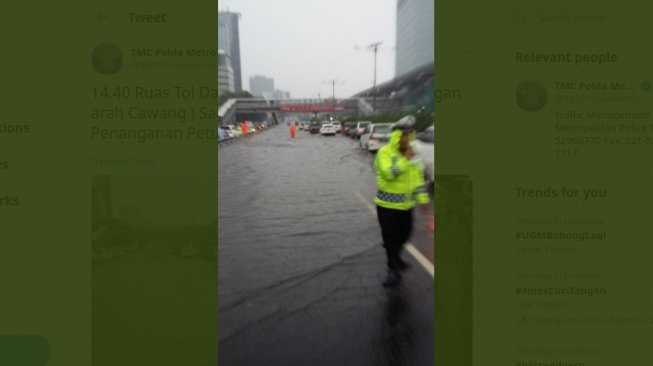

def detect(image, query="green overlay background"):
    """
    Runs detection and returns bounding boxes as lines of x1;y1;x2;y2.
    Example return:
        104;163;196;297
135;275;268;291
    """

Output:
2;1;217;365
436;0;653;365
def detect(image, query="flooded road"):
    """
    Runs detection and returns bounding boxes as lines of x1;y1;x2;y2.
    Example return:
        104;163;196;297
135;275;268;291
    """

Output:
218;124;434;366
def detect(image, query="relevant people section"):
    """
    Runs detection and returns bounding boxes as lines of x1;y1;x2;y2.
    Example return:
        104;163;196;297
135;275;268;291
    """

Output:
515;51;618;66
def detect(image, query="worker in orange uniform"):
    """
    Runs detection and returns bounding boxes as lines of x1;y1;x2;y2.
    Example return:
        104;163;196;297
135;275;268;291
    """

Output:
290;121;296;138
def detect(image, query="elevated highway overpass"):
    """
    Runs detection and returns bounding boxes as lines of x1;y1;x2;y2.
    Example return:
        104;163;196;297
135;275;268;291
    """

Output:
218;98;361;125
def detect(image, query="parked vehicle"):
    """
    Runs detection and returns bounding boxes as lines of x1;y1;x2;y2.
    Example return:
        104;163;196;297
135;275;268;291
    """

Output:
354;121;370;139
347;126;358;138
331;121;342;133
320;123;336;136
309;122;322;134
359;123;392;152
411;125;434;186
358;125;372;149
343;122;356;136
224;125;242;138
218;128;230;143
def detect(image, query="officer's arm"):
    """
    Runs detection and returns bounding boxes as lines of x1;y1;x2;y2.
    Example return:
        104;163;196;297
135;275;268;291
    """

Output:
411;165;430;204
375;149;411;181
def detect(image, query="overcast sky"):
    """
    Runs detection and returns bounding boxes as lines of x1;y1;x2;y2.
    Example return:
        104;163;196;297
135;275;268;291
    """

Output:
219;0;397;99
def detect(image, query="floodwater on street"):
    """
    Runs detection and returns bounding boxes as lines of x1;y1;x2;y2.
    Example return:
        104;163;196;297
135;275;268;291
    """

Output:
218;124;434;366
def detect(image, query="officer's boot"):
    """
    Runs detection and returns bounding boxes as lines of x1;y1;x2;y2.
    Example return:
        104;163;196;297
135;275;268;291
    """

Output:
397;256;412;271
382;269;401;287
383;248;401;287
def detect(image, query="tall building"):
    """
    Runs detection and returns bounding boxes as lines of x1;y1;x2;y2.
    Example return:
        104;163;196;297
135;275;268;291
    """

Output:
265;89;290;100
218;11;243;91
218;23;231;55
249;75;275;97
218;50;235;93
395;0;434;77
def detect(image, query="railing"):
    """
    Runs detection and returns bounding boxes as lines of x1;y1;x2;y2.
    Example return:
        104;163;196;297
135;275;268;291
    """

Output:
219;98;364;127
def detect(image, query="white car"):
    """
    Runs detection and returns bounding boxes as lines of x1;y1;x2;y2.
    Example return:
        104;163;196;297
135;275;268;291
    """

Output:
354;121;371;139
411;125;434;185
320;123;336;136
359;123;392;152
331;122;342;133
225;125;242;138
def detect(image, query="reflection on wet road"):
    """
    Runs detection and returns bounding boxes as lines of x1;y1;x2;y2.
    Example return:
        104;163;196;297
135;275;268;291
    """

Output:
218;125;434;366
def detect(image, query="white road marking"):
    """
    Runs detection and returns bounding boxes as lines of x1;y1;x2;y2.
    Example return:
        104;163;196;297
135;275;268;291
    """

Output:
355;192;376;215
404;243;435;278
355;192;435;278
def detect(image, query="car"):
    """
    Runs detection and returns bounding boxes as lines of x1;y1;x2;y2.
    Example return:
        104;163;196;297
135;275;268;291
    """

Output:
354;121;371;139
411;125;434;186
218;128;230;143
320;123;336;136
343;122;356;136
309;122;322;134
246;121;257;133
304;122;311;131
224;125;242;138
358;124;372;149
331;121;342;133
359;123;392;152
347;126;358;138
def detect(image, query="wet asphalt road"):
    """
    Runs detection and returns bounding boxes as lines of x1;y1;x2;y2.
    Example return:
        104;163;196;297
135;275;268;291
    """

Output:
218;124;434;366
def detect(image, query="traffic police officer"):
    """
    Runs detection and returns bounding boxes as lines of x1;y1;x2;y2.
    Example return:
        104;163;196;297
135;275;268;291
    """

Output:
374;115;430;287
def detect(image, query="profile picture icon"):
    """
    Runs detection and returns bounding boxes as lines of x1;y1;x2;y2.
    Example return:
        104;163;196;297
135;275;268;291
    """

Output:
516;81;547;111
92;43;123;74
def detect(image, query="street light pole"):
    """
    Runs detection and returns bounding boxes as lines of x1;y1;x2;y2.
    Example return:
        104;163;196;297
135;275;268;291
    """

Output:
323;79;337;105
356;41;383;115
372;43;379;114
323;79;344;107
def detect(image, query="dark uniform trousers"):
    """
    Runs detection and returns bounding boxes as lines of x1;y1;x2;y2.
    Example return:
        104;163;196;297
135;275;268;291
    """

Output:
376;205;413;271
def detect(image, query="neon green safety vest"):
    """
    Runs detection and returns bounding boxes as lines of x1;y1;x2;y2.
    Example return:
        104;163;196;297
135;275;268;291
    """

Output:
374;129;430;210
